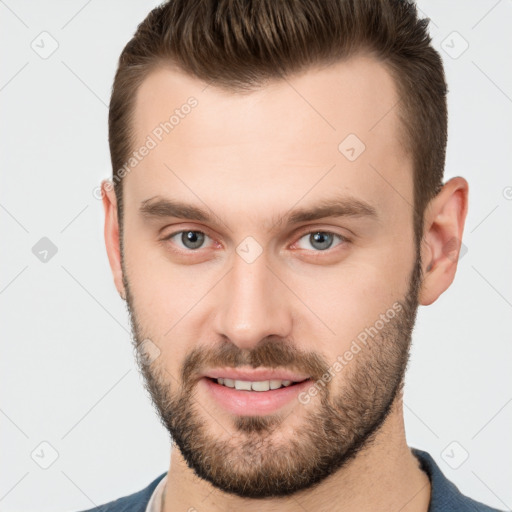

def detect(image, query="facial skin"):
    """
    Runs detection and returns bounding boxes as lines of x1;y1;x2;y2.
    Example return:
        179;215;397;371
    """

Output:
103;55;468;511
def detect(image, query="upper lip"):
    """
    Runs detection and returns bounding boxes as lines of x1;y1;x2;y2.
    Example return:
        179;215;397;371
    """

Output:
202;368;311;382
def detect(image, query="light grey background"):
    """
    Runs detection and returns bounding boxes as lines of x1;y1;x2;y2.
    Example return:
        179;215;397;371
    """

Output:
1;1;511;511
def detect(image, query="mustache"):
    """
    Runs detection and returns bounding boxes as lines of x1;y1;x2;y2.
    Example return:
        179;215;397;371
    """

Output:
181;337;330;387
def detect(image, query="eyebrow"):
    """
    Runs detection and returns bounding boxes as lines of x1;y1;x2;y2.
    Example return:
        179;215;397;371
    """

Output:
139;195;378;230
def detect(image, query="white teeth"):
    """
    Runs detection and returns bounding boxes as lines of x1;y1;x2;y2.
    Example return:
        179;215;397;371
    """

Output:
234;380;252;391
251;380;270;391
269;379;282;390
215;378;299;391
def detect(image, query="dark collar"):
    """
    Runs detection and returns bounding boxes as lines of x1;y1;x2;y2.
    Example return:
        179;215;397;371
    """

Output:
411;447;503;511
99;448;501;512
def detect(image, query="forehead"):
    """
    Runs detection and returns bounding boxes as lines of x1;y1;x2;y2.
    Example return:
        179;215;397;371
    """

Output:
126;55;412;223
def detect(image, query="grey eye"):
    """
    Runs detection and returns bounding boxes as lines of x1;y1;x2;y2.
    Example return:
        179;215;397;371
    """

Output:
181;231;205;249
167;230;209;250
296;231;344;251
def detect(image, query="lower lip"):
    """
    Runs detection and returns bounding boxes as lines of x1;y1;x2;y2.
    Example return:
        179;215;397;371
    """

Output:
201;377;312;416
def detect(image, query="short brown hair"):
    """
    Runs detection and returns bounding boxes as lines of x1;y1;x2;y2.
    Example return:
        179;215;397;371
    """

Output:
109;0;447;247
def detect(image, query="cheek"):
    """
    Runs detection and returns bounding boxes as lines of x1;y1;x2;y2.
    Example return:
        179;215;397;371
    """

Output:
292;239;415;352
122;232;221;369
122;232;191;336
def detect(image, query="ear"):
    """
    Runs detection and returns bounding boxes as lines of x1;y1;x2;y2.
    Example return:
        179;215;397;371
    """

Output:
418;176;469;306
102;180;126;300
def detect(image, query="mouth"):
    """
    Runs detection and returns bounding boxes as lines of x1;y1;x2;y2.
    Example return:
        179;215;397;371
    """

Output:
205;376;310;392
200;376;314;416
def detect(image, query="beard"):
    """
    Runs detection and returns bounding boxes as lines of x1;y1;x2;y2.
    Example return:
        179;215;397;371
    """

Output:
122;255;423;499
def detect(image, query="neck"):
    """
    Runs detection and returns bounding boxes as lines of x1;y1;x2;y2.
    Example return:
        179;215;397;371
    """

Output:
162;394;431;512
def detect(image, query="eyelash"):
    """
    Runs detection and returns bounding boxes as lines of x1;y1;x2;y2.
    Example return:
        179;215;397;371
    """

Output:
161;228;350;253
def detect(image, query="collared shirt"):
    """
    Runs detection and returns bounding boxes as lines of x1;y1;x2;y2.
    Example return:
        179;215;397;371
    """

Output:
145;473;167;512
142;448;503;512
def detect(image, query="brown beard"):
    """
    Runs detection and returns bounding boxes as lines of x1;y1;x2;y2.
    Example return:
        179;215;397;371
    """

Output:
122;254;422;499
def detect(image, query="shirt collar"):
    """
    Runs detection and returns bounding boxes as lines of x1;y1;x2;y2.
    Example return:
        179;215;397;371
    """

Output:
144;448;490;512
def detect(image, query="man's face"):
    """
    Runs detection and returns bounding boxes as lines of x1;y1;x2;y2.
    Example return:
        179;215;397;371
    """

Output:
119;56;420;498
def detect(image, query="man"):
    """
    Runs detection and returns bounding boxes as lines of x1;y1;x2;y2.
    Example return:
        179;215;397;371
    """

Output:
82;0;502;511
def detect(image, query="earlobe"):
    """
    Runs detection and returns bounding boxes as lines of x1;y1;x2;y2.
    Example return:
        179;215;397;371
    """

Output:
418;177;469;306
101;180;126;300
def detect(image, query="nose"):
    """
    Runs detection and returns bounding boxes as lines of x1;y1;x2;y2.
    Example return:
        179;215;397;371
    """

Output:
213;250;293;351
